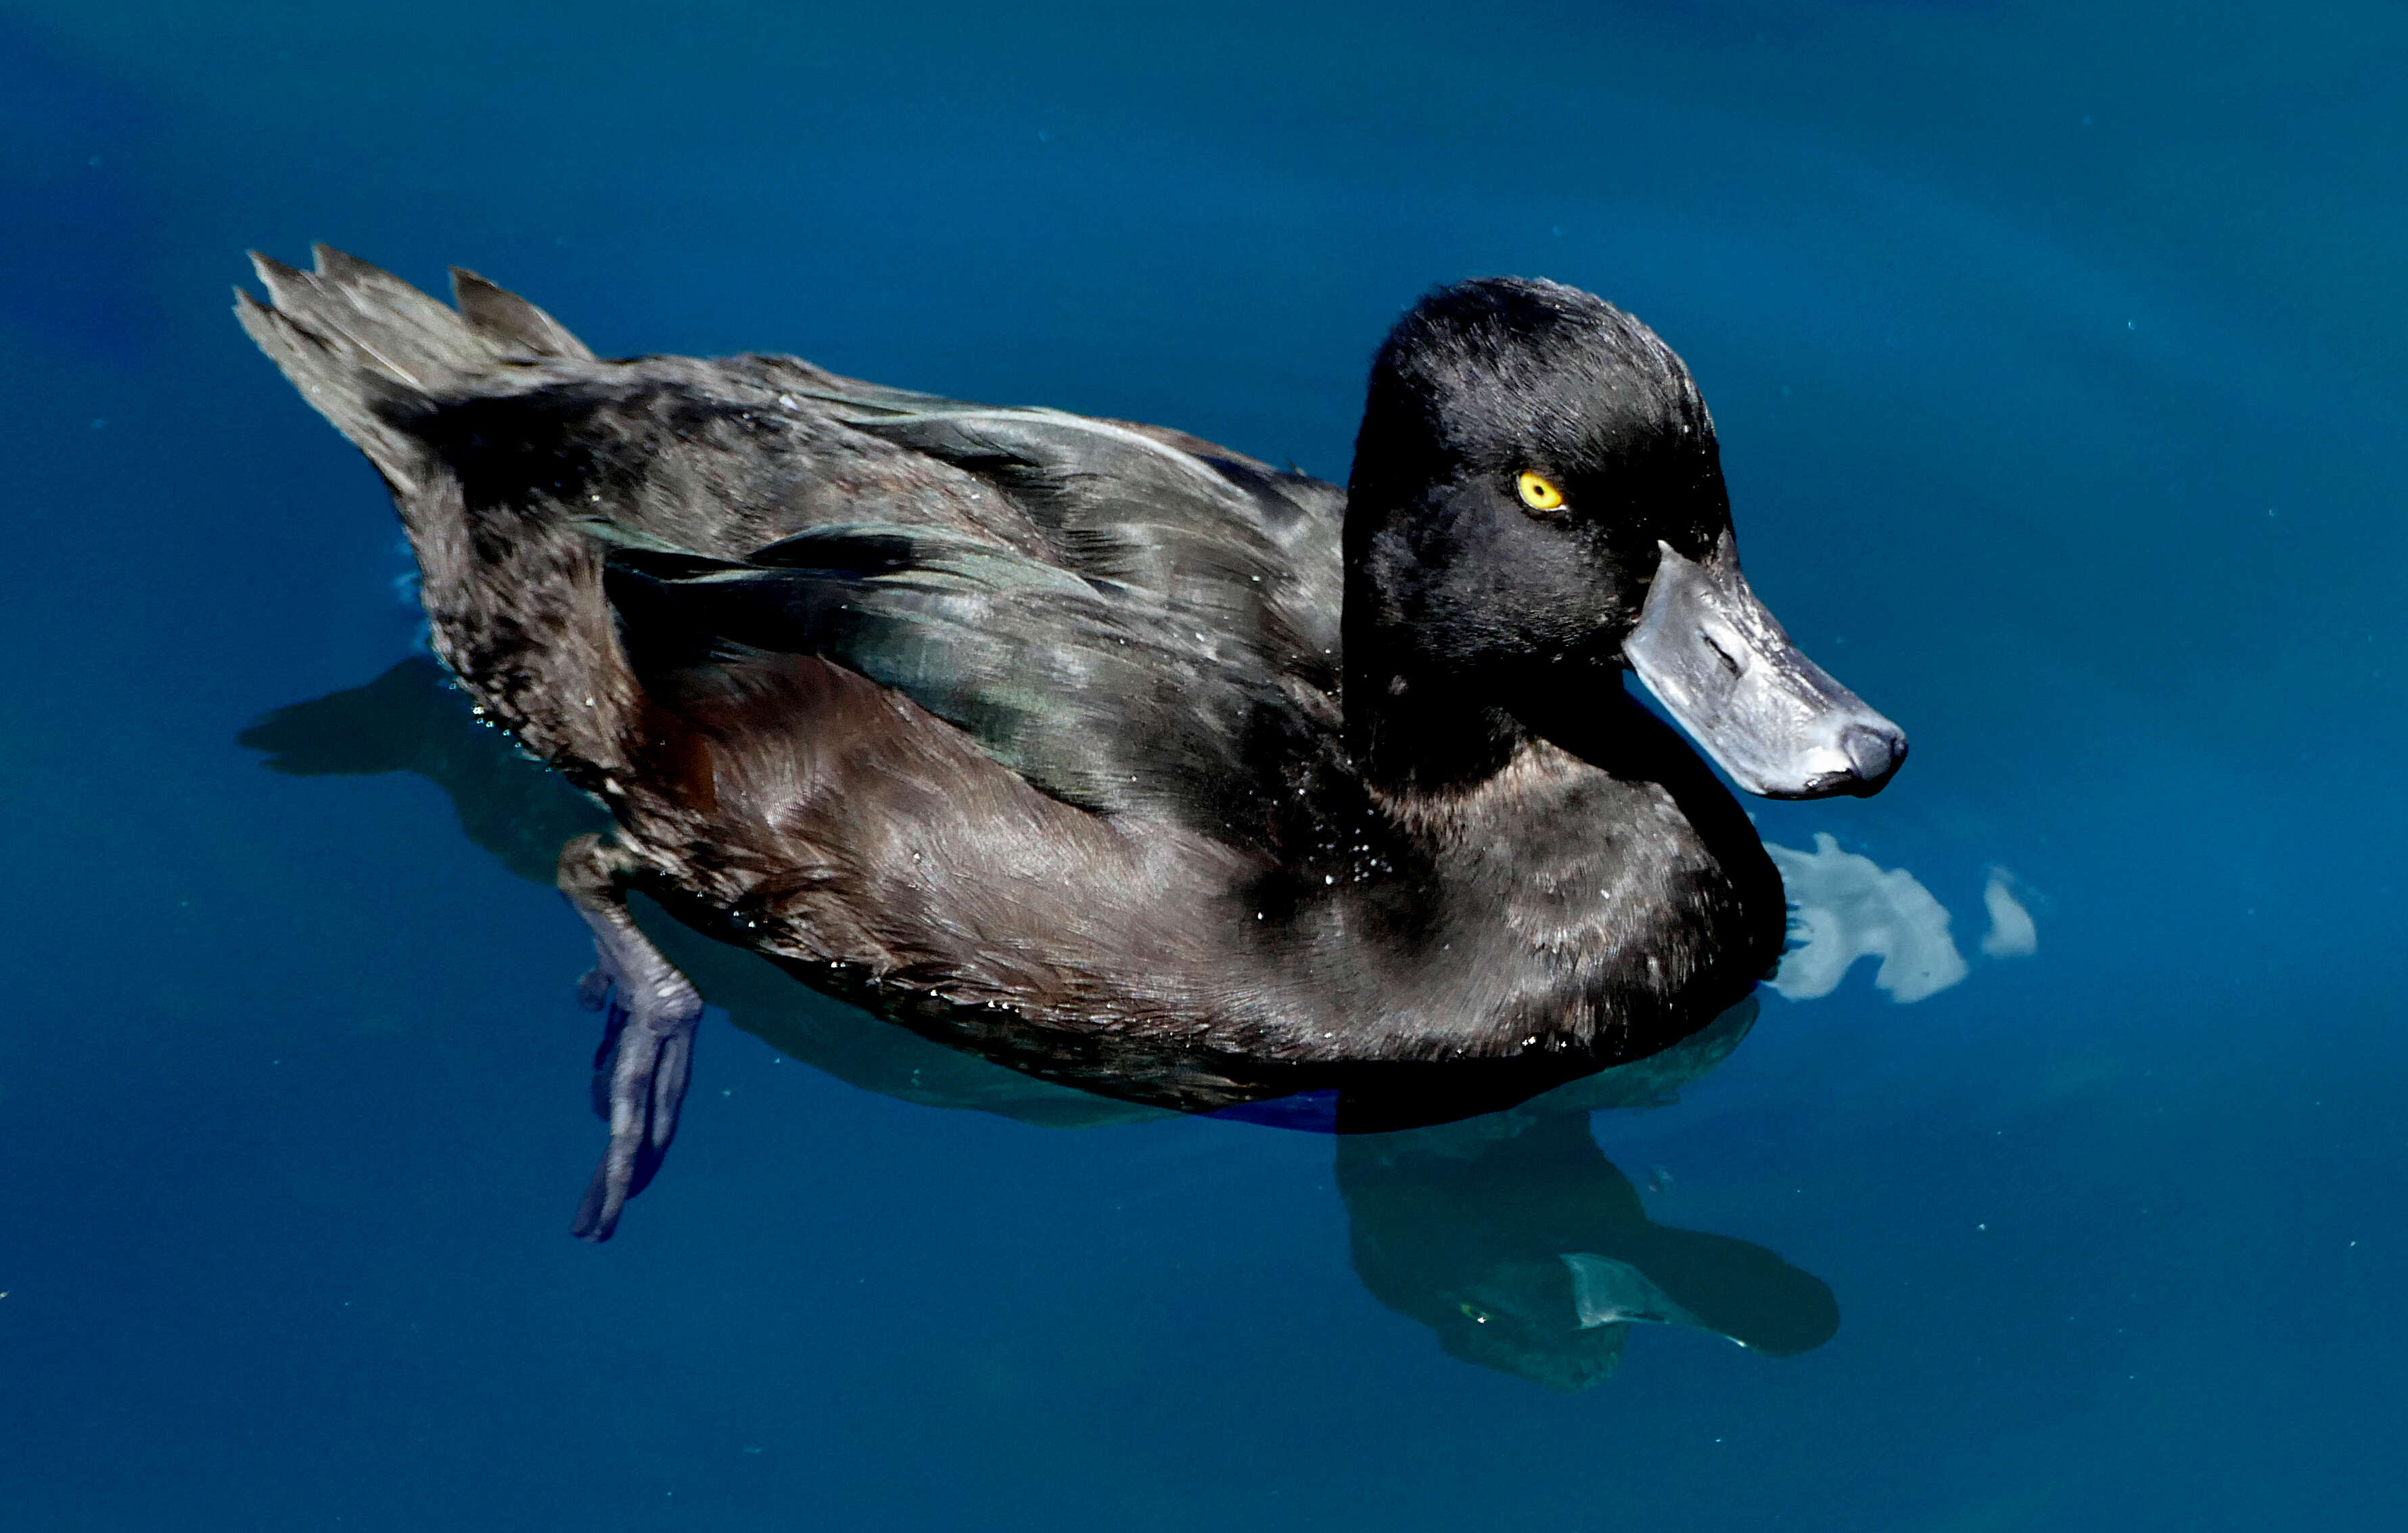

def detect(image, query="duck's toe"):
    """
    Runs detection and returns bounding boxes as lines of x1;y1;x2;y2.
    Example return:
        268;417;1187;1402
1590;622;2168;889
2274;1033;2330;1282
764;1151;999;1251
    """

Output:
569;962;701;1242
559;833;705;1243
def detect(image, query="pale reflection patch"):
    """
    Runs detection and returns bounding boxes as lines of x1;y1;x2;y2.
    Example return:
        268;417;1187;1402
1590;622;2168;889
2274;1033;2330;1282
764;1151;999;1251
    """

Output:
1765;833;1969;1003
1561;1252;1707;1333
1980;870;2039;959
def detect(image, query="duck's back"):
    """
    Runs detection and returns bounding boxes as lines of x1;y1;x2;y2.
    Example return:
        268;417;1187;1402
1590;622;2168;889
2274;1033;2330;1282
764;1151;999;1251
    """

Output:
237;249;1348;847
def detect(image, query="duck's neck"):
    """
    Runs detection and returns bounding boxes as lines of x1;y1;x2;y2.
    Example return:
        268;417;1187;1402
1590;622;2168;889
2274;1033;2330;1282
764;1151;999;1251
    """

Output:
1341;631;1529;797
1340;480;1529;796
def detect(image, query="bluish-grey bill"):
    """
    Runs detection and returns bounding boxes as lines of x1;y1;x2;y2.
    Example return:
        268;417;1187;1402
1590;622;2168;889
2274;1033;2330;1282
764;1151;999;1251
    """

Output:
1622;533;1906;799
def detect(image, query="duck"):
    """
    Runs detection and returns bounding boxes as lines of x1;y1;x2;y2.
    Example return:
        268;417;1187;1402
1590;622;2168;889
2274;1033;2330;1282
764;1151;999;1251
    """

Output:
236;247;1905;1240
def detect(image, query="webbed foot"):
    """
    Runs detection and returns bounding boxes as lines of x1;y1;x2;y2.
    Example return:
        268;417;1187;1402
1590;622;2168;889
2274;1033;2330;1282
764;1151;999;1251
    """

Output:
558;834;702;1242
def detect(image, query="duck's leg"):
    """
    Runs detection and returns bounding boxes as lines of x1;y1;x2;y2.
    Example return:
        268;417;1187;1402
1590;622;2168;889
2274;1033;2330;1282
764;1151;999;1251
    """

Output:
557;833;702;1243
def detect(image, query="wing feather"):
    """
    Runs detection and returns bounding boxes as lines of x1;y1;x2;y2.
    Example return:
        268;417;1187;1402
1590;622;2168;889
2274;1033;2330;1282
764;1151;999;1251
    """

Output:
605;523;1336;848
774;381;1347;685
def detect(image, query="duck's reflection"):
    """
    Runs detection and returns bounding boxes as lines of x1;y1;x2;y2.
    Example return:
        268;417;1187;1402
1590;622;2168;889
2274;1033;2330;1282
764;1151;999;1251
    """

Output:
244;658;1839;1384
1339;1024;1838;1390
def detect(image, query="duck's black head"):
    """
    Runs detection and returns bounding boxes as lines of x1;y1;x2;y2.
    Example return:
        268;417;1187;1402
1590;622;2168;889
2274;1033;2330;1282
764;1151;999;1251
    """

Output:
1344;277;1904;800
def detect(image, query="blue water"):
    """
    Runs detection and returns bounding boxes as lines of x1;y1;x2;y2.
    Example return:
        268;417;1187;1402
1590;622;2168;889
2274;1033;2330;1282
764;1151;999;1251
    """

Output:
5;1;2404;1526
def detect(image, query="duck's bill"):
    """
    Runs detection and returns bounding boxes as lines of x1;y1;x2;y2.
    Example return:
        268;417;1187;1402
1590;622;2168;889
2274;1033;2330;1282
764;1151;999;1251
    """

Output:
1622;534;1907;799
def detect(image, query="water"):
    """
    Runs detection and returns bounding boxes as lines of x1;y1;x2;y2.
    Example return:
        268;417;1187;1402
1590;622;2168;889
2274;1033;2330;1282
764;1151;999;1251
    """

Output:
4;1;2403;1526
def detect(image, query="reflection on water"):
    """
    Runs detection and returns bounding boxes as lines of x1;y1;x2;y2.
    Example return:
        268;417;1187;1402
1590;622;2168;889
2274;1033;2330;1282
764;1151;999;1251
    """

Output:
1340;1005;1838;1390
1765;832;2036;1004
245;660;1840;1386
1979;869;2039;959
1766;833;1967;1002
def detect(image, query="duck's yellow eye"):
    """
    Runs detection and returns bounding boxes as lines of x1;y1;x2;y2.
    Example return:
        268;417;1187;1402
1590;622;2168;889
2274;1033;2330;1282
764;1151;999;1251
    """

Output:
1516;471;1565;512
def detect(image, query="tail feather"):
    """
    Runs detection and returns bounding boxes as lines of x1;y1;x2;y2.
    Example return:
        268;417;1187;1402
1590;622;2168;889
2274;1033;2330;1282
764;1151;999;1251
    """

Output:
248;246;470;392
234;244;595;493
450;267;595;361
234;278;434;493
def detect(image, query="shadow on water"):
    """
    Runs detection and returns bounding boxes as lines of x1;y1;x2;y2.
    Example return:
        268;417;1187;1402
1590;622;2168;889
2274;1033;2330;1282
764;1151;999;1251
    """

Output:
244;658;1838;1386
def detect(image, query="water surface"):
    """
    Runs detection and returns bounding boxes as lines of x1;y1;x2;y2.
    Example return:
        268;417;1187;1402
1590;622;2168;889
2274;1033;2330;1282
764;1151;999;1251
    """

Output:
3;2;2403;1528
